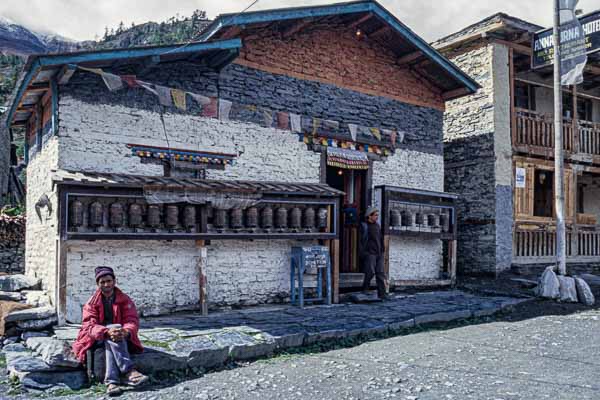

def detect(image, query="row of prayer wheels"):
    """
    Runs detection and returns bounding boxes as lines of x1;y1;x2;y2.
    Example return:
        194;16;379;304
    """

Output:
69;201;198;231
389;209;451;232
213;206;328;231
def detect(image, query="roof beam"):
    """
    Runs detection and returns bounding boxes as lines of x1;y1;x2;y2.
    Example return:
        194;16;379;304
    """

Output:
369;25;391;38
56;64;77;85
442;87;472;100
348;13;374;29
282;18;312;38
397;51;423;66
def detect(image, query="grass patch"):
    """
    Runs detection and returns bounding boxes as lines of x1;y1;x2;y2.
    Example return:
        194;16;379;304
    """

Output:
0;354;6;369
141;340;171;350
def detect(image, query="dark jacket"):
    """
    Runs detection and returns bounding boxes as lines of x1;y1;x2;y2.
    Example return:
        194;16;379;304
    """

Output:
359;221;383;257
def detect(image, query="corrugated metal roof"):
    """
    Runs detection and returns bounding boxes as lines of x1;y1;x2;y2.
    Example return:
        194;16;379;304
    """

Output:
52;169;344;197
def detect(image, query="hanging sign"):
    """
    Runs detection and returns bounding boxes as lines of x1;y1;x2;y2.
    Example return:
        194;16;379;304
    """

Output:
532;8;600;71
516;167;527;188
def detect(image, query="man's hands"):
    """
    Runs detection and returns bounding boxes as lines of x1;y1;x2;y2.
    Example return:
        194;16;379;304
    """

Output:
107;328;129;342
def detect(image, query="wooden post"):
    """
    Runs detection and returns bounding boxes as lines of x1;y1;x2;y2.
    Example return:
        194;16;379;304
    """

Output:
449;240;458;286
56;240;68;326
330;239;340;304
573;85;579;153
509;48;517;147
383;235;391;293
195;240;208;316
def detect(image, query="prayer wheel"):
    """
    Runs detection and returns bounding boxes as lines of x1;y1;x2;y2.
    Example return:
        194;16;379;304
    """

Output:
303;207;315;230
427;214;438;227
214;209;228;229
246;207;259;229
128;204;143;229
290;207;302;230
89;201;104;229
183;205;196;231
317;207;328;229
401;210;412;227
276;207;288;229
109;202;125;230
230;208;243;229
69;200;84;228
261;207;273;229
390;209;401;227
147;205;161;229
440;213;450;232
415;212;425;226
165;205;179;229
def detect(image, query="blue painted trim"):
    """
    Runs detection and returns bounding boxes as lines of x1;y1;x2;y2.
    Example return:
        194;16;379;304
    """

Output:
200;1;479;93
6;39;242;128
6;58;41;129
51;77;58;136
23;142;29;165
199;2;372;41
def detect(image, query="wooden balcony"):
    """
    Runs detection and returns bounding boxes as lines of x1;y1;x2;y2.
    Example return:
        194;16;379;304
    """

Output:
513;108;600;162
513;221;600;265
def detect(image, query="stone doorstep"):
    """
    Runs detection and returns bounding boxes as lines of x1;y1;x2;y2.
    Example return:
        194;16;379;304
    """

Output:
5;306;56;323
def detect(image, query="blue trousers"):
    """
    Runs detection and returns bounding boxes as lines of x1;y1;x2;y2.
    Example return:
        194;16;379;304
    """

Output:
100;340;135;384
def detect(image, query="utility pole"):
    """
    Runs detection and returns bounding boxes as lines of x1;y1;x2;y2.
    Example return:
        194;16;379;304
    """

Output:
553;0;567;275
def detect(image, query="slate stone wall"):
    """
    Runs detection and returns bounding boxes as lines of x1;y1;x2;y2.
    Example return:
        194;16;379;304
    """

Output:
0;215;25;274
443;44;499;276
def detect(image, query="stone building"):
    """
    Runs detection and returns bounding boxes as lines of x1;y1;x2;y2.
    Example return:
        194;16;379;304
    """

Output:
5;1;477;323
433;12;600;276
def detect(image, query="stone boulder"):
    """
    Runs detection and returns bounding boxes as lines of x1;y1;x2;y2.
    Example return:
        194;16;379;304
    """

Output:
536;266;560;299
25;337;81;368
557;276;578;303
574;277;595;306
14;370;87;390
0;274;41;292
17;316;58;331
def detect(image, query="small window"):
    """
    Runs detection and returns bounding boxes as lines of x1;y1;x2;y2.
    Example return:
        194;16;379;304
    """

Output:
534;170;554;218
515;82;536;111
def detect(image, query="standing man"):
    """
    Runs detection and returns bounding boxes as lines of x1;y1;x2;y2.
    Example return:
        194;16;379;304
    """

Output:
360;206;389;300
72;267;149;396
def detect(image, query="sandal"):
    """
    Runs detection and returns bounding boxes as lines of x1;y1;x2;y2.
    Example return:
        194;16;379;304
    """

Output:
106;383;122;396
124;369;149;387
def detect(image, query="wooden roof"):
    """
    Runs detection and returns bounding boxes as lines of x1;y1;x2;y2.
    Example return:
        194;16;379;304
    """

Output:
52;170;344;197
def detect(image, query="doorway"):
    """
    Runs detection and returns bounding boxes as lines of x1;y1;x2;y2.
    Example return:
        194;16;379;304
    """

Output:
326;166;369;276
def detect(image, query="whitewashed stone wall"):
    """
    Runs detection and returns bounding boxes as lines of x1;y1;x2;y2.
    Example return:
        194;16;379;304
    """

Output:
25;137;59;305
388;237;442;281
58;97;322;322
65;241;201;323
373;149;444;281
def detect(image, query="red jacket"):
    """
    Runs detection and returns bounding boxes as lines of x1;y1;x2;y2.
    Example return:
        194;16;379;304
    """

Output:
72;287;144;363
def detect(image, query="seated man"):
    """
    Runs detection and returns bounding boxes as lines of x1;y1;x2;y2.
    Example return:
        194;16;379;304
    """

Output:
72;267;148;396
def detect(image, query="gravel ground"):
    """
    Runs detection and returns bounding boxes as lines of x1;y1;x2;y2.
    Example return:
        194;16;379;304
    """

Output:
3;305;600;400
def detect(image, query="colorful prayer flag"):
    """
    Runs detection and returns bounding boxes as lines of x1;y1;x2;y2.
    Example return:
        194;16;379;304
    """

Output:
370;128;382;141
262;109;273;127
155;85;173;107
348;124;358;142
218;99;233;120
201;98;218;118
290;113;302;133
137;81;158;96
189;93;212;106
121;75;139;88
276;112;290;130
171;89;187;111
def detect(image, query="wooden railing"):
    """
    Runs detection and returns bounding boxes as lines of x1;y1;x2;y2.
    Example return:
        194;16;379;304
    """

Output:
579;121;600;156
514;225;600;263
514;108;574;152
513;108;600;156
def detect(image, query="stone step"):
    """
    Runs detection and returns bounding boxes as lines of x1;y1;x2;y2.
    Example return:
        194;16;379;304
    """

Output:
0;274;41;292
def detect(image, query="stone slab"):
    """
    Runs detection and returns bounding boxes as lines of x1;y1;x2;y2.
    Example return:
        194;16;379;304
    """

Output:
25;337;81;368
5;306;55;323
0;274;40;292
0;291;22;301
558;276;578;303
414;309;472;325
574;277;595;306
17;316;58;330
13;370;87;390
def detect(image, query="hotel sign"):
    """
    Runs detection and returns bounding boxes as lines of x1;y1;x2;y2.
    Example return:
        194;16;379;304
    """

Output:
532;10;600;69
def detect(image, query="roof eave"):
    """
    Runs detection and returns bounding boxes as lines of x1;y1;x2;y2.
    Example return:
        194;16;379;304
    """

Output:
6;39;243;128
